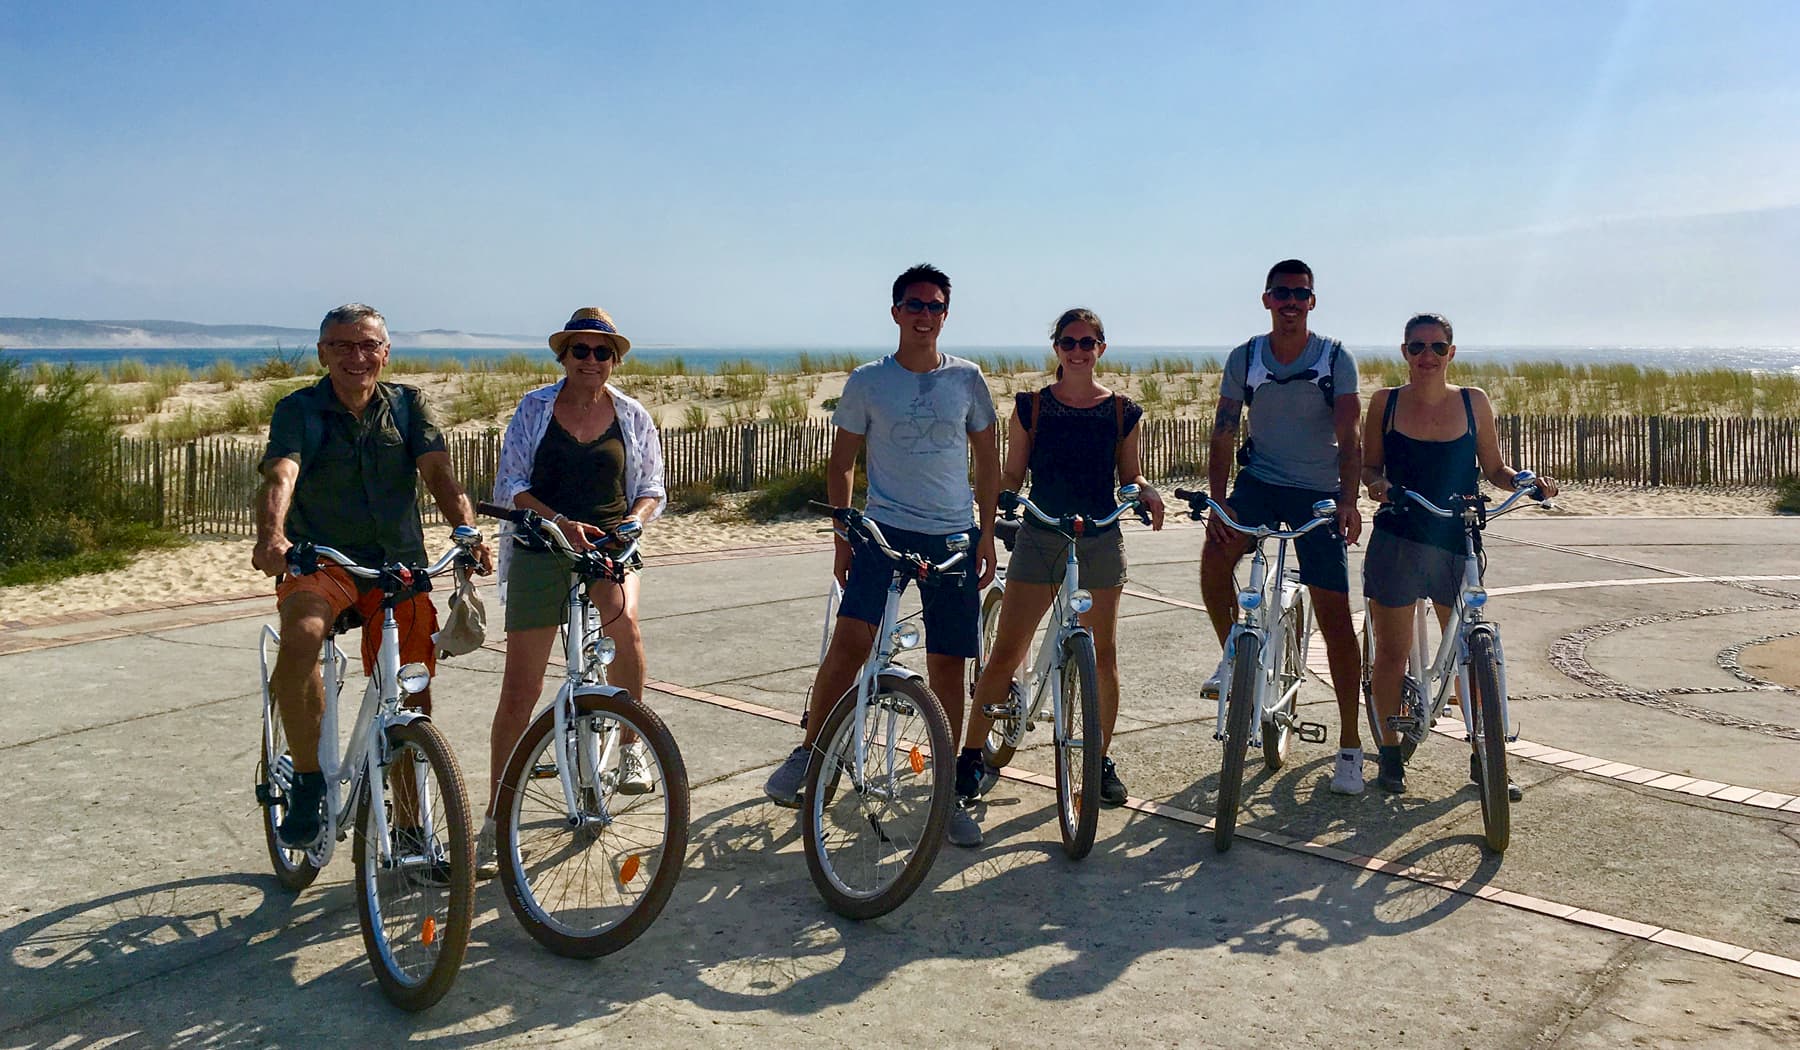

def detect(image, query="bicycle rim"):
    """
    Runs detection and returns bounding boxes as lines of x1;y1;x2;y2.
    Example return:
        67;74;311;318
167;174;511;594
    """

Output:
353;719;474;1012
801;676;953;920
1055;634;1102;860
1215;634;1260;853
498;694;689;958
1469;631;1511;853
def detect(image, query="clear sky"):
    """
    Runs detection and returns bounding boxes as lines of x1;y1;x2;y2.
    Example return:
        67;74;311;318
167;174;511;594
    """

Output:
3;1;1796;348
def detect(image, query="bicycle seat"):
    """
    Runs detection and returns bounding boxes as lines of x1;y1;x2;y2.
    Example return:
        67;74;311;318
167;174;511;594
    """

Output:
995;518;1020;553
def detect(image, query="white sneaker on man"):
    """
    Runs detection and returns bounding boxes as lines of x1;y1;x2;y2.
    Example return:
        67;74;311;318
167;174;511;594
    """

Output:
1200;654;1231;699
618;741;656;795
475;816;500;880
1330;747;1365;795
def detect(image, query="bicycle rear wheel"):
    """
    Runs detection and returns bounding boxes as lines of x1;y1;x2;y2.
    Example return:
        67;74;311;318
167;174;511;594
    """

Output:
257;683;320;892
353;719;474;1012
1468;629;1511;853
802;673;953;919
1263;594;1309;770
1214;634;1259;853
497;692;689;958
1055;634;1103;860
974;587;1024;772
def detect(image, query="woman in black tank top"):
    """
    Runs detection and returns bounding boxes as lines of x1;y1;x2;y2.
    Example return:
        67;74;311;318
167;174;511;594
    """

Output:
962;309;1166;817
1358;314;1559;795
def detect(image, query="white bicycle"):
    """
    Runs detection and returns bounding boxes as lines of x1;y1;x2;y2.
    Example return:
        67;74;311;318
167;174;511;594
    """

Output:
1172;489;1334;851
255;528;482;1010
973;485;1144;859
1359;472;1548;853
477;503;689;957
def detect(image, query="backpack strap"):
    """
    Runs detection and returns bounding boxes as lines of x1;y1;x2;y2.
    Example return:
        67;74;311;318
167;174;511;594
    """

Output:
296;384;418;485
1318;339;1343;406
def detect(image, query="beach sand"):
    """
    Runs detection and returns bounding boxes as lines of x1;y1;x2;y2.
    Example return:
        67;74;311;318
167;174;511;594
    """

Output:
0;484;1783;623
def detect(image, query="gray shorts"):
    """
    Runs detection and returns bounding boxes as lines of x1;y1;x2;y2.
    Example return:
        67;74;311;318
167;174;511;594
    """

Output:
505;543;641;631
1006;521;1128;589
1362;528;1463;608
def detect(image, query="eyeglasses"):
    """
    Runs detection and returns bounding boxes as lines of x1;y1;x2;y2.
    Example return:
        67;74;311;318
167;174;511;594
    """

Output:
1267;286;1313;302
565;343;618;362
897;298;948;315
1405;341;1451;357
1055;336;1100;352
323;339;388;355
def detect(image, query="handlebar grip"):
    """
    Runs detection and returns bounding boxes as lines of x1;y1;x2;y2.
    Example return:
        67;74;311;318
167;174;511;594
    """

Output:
476;501;524;523
284;543;319;576
1172;487;1201;503
998;490;1020;514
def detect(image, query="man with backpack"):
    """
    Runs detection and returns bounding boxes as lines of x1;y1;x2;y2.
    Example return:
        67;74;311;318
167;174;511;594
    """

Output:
1201;260;1368;793
251;303;492;848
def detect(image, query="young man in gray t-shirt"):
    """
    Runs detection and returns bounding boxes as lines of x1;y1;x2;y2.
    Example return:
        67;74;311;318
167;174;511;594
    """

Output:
1202;259;1370;794
763;264;1001;849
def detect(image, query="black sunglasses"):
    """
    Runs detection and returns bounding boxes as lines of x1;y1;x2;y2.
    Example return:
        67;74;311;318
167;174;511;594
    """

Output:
1055;336;1100;352
898;298;948;315
1405;341;1451;357
565;343;618;362
1268;286;1313;302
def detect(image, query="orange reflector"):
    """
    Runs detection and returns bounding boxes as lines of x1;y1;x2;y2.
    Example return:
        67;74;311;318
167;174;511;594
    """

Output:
421;917;438;946
909;746;926;775
620;853;641;883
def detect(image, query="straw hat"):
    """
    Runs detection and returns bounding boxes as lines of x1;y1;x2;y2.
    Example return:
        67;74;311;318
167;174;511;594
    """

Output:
548;307;632;357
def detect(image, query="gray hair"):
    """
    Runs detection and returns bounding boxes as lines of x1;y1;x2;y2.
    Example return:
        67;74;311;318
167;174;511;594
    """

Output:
318;303;389;341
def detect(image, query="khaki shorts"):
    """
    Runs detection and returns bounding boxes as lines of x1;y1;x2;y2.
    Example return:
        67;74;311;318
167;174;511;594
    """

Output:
505;543;641;632
1005;521;1127;589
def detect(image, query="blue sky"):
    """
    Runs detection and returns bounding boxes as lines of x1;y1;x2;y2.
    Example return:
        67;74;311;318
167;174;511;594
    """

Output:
3;1;1796;347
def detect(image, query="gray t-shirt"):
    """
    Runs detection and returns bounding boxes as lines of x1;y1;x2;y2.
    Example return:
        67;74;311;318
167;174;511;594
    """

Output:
1221;333;1358;492
833;353;997;533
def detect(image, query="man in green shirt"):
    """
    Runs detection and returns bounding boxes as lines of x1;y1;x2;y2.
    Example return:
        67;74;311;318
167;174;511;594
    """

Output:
252;303;492;849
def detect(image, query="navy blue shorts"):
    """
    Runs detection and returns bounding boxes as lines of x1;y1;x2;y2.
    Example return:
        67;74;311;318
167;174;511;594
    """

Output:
1226;473;1350;593
837;522;981;658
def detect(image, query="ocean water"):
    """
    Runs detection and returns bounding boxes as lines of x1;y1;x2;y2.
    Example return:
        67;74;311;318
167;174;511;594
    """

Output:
6;344;1800;374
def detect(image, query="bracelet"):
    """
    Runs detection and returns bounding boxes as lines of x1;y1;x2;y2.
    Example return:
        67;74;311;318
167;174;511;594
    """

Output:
551;513;566;525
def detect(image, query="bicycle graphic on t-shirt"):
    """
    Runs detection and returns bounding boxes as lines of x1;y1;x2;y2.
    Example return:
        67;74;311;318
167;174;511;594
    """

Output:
889;397;960;454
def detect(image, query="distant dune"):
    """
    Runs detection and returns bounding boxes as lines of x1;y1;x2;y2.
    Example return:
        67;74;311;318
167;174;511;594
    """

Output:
0;317;538;350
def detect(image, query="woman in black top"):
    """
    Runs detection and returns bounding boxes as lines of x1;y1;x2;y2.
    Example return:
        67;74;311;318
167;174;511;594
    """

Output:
963;309;1165;817
1360;313;1557;795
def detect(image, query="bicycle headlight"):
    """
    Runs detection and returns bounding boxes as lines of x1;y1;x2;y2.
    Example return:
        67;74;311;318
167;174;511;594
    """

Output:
588;636;618;666
1465;587;1489;609
1069;589;1094;614
396;662;432;695
1238;590;1263;612
891;622;922;651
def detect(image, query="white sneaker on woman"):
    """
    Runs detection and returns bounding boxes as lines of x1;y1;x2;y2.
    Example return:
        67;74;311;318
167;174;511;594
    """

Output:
1330;748;1365;795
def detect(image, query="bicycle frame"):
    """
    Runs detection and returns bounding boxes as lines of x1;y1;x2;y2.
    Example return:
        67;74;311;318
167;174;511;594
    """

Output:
544;565;635;827
998;531;1090;745
847;567;929;788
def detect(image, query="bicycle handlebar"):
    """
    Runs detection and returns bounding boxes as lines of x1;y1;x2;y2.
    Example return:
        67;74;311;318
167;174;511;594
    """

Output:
1170;488;1337;541
1386;470;1545;521
287;525;483;586
810;502;968;577
475;501;642;574
999;486;1147;536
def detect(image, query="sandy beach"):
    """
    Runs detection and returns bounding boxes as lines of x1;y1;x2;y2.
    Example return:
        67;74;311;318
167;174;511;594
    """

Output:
0;483;1784;623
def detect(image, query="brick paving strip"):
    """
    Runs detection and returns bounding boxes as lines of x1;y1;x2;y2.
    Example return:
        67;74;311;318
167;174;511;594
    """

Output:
644;676;1800;981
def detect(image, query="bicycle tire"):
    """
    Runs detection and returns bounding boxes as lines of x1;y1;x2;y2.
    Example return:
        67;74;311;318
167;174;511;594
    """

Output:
1359;617;1383;756
352;718;474;1012
801;673;954;920
974;587;1024;771
1468;629;1511;853
258;682;320;892
497;692;689;958
1214;633;1260;853
1264;593;1309;770
1055;633;1103;860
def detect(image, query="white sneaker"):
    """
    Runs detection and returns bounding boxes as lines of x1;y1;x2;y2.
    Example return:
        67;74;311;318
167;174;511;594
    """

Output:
475;816;500;881
1201;655;1231;699
618;741;656;795
1330;748;1365;795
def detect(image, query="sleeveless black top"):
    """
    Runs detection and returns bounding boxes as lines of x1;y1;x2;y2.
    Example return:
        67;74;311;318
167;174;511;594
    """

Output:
528;416;629;528
1016;388;1144;532
1373;388;1480;553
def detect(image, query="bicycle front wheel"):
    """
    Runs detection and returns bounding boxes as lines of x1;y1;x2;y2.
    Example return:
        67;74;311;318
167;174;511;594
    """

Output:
1214;633;1259;853
1468;630;1511;853
352;719;474;1012
801;674;954;920
497;692;689;958
257;683;319;892
1055;633;1102;860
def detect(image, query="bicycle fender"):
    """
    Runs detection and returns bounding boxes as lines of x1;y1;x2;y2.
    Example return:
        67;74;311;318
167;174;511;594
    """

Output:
386;708;432;731
570;684;634;706
876;665;924;687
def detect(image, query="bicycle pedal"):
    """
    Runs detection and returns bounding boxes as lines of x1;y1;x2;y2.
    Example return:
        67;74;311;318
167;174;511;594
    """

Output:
1387;717;1421;736
255;784;278;807
982;702;1019;719
1294;721;1329;744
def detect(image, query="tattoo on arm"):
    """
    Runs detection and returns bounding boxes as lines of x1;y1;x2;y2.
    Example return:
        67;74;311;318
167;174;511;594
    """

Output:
1212;401;1242;437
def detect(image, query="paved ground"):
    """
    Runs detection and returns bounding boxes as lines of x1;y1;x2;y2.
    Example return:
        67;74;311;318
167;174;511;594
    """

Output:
2;515;1797;1048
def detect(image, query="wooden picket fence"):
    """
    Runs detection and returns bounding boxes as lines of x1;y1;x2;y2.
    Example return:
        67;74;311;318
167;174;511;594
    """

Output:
115;414;1800;537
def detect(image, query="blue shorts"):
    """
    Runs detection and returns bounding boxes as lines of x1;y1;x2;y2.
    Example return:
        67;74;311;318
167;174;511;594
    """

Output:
837;522;981;658
1227;473;1350;593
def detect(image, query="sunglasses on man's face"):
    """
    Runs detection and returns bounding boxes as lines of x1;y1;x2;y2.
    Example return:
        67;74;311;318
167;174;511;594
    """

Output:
1405;341;1451;357
1267;286;1313;302
565;343;617;362
898;298;948;315
1055;336;1100;352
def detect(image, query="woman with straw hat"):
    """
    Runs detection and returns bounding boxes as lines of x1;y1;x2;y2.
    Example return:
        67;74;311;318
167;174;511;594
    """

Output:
481;307;666;875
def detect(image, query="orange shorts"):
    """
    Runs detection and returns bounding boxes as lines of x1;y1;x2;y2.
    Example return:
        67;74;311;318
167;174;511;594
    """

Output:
276;563;441;682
